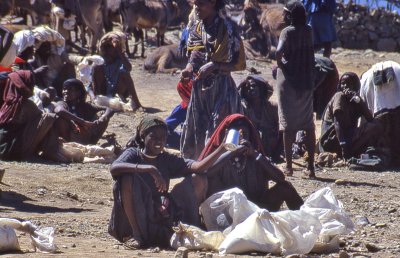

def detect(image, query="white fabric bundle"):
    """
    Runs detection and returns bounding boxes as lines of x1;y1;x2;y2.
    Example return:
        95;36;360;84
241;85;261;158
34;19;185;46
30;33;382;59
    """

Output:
59;142;116;163
77;55;104;85
360;61;400;114
13;30;35;55
32;26;65;55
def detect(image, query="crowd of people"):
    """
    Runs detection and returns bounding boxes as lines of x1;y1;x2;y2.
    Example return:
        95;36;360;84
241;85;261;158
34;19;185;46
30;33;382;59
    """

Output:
1;0;400;251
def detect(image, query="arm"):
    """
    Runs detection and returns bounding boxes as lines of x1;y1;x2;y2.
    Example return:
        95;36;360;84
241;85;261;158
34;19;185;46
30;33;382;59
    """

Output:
110;162;167;192
54;104;94;128
359;100;373;122
255;153;285;182
333;111;350;159
189;144;229;173
275;38;284;67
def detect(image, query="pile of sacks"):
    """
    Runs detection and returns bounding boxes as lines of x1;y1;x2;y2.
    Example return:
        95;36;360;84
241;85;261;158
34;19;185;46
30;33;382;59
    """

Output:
171;187;354;255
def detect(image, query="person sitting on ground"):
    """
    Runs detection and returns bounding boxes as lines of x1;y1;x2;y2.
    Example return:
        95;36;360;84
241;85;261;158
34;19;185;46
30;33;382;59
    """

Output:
0;70;61;161
238;75;283;163
108;115;231;249
54;79;113;145
90;31;143;111
29;26;79;96
319;72;383;160
199;114;304;212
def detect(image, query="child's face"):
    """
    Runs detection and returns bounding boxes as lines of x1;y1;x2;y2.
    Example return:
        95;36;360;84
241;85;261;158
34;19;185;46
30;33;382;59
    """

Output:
143;126;167;156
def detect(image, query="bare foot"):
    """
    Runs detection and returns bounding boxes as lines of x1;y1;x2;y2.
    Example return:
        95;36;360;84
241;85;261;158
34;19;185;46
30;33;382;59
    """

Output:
283;167;293;177
301;169;316;179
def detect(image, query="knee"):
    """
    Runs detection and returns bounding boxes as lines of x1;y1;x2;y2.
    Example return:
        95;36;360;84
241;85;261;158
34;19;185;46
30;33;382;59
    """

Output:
191;174;208;203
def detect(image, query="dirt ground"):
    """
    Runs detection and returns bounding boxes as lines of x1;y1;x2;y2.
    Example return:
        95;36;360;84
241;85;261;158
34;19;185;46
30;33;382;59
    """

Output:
1;45;400;258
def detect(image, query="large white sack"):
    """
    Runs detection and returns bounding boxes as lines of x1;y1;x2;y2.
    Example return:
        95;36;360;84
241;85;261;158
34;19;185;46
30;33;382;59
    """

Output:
199;188;259;235
219;209;321;255
301;187;355;253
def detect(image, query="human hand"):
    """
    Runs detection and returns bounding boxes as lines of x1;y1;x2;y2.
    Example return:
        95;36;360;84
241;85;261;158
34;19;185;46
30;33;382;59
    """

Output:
180;67;193;82
196;62;217;80
80;120;95;131
239;139;258;158
150;168;167;192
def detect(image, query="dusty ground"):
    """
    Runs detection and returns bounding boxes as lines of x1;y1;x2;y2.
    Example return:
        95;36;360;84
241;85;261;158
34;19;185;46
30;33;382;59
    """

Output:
1;45;400;258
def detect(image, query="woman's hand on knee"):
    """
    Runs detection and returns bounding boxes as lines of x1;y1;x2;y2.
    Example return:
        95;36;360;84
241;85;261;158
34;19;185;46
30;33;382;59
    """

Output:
150;168;167;192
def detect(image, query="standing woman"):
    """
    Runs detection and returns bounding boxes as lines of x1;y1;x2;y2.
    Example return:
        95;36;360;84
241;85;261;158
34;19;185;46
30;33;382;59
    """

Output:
276;0;316;178
180;0;246;159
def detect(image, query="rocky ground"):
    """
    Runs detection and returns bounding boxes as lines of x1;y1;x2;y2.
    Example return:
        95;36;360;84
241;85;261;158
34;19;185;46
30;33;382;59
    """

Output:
1;46;400;257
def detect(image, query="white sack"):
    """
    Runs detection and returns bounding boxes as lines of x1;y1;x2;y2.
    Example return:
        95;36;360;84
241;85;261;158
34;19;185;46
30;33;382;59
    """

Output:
170;222;225;251
199;188;259;235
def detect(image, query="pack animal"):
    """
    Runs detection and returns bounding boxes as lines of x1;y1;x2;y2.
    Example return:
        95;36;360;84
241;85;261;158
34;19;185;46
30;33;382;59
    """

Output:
144;44;188;73
120;0;179;58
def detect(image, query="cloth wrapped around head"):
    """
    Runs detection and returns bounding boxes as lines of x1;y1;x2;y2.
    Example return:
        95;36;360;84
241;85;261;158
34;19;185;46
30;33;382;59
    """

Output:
13;30;35;55
127;115;168;149
98;31;127;54
198;114;264;160
32;26;65;55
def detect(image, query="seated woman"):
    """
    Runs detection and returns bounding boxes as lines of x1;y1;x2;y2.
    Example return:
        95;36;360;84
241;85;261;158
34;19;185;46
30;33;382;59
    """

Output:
238;75;283;163
108;116;230;248
54;79;113;145
0;70;60;161
319;72;383;159
199;114;303;212
90;32;143;111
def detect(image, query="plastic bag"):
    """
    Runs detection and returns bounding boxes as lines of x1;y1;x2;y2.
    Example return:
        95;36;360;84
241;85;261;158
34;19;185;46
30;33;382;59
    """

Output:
199;188;259;235
218;210;281;255
0;225;20;252
170;222;225;251
0;218;57;253
301;187;354;253
219;209;321;255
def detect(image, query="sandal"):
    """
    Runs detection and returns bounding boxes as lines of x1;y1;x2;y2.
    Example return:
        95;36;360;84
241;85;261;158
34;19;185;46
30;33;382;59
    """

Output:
123;238;143;250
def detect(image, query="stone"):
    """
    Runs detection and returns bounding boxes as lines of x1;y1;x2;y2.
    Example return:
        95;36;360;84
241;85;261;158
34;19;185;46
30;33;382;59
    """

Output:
388;208;397;213
368;32;379;41
205;253;213;258
342;19;358;29
339;250;350;258
355;216;370;226
71;243;76;248
377;38;397;52
335;179;349;185
113;245;119;249
365;243;381;252
175;247;189;258
375;223;387;228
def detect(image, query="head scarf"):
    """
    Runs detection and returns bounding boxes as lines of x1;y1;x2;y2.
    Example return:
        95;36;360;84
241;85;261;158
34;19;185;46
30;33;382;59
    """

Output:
198;114;264;160
238;74;273;101
32;26;65;55
63;78;87;103
338;72;360;92
284;0;307;26
0;70;35;125
98;31;127;54
127;115;168;149
13;30;35;55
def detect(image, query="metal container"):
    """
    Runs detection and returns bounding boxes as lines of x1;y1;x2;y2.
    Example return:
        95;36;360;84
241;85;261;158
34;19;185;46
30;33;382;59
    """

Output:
225;129;240;151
